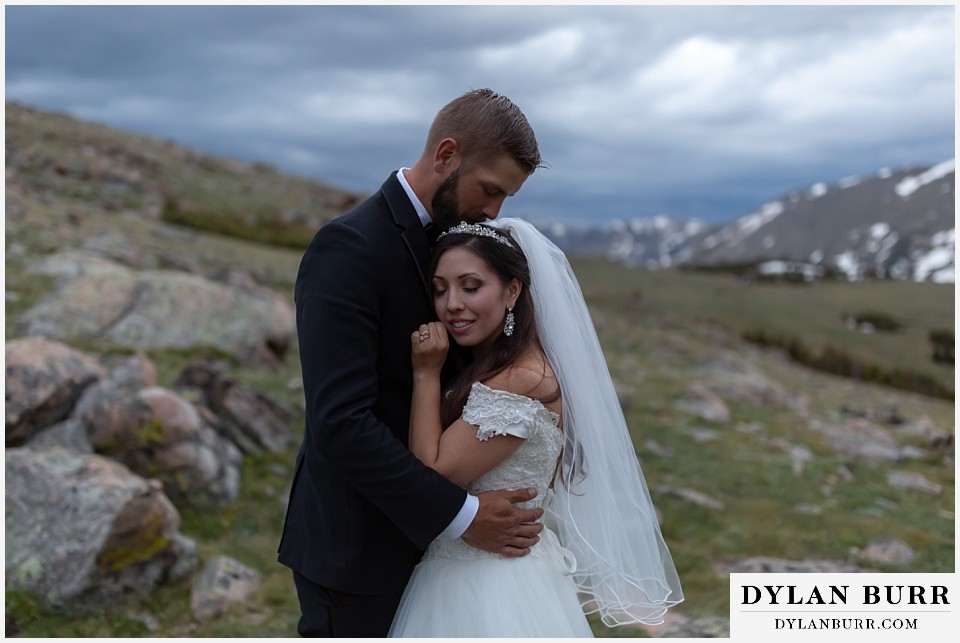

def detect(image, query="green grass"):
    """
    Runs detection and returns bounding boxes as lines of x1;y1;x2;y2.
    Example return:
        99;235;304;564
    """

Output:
571;257;954;397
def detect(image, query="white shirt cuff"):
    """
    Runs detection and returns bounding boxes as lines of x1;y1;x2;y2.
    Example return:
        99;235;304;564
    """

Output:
439;493;479;540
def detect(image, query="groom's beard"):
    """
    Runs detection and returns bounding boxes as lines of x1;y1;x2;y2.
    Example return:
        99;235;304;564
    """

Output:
431;168;484;229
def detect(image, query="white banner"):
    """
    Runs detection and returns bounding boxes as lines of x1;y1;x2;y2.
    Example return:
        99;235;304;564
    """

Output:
730;573;958;641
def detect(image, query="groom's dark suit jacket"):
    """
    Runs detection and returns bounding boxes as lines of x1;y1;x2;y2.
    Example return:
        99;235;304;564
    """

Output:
278;172;467;594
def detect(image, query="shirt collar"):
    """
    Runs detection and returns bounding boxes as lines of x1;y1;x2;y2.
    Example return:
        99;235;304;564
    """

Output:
396;168;433;229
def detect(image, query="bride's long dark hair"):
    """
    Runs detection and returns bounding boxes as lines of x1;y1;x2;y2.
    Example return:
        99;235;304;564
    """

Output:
431;225;560;427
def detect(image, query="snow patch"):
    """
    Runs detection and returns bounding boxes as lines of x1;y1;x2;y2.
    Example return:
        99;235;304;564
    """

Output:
738;201;784;236
913;228;955;283
809;183;828;198
895;159;955;198
757;260;824;281
869;223;891;239
833;250;861;279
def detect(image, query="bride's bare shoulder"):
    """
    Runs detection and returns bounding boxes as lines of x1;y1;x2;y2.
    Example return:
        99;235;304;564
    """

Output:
482;351;559;401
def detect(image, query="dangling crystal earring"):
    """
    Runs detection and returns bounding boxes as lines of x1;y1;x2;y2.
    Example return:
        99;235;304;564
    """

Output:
503;307;515;337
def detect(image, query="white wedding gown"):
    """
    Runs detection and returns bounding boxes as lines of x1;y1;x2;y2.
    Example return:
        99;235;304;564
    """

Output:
389;382;594;638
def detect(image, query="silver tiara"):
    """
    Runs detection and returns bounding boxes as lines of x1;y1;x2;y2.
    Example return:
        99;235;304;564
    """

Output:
437;222;514;248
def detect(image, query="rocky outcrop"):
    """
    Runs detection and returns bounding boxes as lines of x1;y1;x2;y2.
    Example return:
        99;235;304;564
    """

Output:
6;337;105;446
26;418;93;454
886;470;943;495
17;259;294;366
852;537;916;566
175;363;295;453
5;447;196;607
808;417;926;462
80;385;241;507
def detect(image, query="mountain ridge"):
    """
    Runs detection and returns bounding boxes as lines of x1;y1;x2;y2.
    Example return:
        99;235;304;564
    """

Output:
542;161;955;283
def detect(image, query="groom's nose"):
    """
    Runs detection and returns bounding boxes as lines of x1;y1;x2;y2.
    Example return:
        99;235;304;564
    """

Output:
481;196;507;220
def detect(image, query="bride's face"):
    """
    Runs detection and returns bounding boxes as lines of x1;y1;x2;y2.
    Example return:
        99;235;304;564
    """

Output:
432;246;521;352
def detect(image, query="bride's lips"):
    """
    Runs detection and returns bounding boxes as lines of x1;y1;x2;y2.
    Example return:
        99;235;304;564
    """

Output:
447;319;475;335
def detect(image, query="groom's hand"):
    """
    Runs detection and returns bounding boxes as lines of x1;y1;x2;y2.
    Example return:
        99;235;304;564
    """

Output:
461;488;544;557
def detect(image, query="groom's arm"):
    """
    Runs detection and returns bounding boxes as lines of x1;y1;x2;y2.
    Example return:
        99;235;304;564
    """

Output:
296;219;465;548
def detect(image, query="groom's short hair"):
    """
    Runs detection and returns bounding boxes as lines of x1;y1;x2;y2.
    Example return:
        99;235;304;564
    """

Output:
425;88;543;174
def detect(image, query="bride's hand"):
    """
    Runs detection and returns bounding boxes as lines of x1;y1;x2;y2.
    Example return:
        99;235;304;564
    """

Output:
411;321;448;376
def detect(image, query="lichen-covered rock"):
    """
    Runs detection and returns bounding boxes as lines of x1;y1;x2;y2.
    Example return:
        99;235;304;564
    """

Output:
190;556;261;619
808;417;923;462
853;537;916;566
175;362;295;453
6;337;105;446
25;418;93;454
17;269;294;366
675;383;731;423
696;352;802;410
5;447;182;607
80;386;241;507
220;383;294;453
886;470;943;495
27;249;132;280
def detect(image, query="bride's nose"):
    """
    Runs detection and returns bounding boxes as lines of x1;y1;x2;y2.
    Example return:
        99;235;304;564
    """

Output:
445;291;465;311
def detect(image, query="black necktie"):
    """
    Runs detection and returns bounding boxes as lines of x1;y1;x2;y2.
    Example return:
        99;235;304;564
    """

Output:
425;223;441;246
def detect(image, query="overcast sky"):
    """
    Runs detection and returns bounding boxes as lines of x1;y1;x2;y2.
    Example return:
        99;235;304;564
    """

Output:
5;3;955;225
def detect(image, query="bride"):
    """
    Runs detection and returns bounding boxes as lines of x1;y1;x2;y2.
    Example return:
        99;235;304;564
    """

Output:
389;219;683;637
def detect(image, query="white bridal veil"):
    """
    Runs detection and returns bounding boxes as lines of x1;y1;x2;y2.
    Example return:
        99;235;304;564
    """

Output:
491;217;684;626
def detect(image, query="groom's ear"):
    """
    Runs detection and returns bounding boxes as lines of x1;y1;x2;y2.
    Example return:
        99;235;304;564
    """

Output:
433;138;461;172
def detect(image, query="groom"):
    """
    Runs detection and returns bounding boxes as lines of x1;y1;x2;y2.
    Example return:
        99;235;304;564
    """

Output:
278;89;547;637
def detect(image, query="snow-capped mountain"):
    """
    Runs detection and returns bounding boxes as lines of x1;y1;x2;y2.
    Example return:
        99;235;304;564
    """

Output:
541;160;955;283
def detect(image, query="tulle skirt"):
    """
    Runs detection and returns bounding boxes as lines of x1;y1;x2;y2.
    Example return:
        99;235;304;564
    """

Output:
388;552;593;638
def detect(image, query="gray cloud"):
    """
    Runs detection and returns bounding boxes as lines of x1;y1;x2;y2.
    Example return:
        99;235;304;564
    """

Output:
6;4;954;224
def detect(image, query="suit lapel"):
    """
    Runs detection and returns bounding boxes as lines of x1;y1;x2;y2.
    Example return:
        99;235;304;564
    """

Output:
381;172;433;302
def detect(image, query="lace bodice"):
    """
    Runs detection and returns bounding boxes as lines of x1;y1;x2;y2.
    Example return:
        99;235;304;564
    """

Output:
423;382;565;563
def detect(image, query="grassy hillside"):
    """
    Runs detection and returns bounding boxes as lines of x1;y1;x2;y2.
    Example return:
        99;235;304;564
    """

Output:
7;101;360;249
572;258;954;398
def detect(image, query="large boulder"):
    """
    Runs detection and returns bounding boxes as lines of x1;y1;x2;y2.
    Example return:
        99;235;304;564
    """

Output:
695;351;808;412
5;447;192;608
27;249;132;280
17;266;294;366
80;386;241;507
25;418;93;454
175;363;296;453
808;417;924;462
6;337;105;446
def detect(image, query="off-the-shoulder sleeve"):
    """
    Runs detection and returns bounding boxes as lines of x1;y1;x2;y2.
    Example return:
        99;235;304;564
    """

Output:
461;382;543;441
